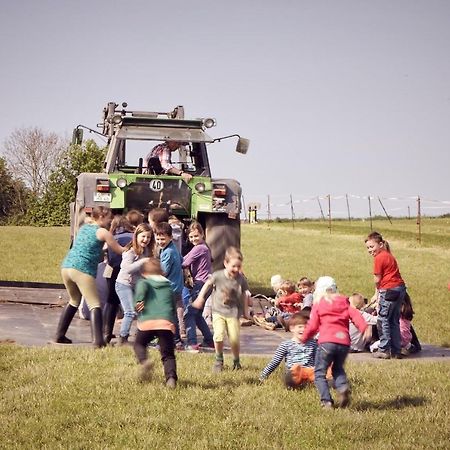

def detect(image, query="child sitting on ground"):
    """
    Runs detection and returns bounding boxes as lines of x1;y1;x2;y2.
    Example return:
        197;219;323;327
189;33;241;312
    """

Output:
133;258;177;388
297;277;314;310
259;311;324;388
255;280;301;331
400;292;421;355
348;293;378;352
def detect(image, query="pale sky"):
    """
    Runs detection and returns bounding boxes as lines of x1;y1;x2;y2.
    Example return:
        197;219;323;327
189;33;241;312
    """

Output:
1;0;449;218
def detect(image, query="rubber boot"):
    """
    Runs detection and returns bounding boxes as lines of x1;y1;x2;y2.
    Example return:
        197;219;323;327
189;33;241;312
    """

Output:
103;303;119;344
55;304;78;343
90;307;106;348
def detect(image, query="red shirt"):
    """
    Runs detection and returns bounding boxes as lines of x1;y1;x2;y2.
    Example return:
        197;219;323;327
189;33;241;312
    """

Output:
301;295;367;346
373;250;404;289
276;292;303;314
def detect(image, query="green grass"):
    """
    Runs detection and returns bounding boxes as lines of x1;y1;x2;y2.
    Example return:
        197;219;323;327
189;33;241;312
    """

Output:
2;219;450;345
0;344;449;449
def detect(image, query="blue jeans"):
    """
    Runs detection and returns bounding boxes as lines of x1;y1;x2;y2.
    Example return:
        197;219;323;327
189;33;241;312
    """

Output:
115;282;135;338
377;285;405;355
183;281;213;345
314;342;349;403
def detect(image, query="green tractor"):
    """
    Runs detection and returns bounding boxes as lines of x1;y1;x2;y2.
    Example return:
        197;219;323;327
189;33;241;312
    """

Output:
71;101;249;269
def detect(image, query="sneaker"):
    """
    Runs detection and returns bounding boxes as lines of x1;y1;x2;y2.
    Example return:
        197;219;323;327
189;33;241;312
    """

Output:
199;341;215;349
372;351;390;359
321;401;334;409
336;388;351;408
139;360;154;382
166;377;177;389
232;361;242;370
213;360;224;373
55;336;72;344
185;344;200;353
175;341;185;351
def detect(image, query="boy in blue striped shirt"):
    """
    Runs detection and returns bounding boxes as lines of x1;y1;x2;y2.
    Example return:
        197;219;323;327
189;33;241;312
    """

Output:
259;311;319;388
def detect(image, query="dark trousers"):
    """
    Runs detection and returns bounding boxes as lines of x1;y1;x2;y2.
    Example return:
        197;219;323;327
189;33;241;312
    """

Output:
134;329;177;381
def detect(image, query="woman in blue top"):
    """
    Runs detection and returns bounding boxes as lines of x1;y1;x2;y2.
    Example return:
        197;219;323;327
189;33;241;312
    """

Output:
55;206;126;348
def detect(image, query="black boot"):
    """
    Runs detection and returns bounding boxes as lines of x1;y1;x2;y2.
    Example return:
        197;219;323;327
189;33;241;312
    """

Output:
103;303;119;343
55;304;78;344
90;307;106;348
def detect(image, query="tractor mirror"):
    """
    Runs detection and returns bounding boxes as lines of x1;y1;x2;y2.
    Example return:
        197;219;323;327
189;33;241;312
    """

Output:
236;137;249;154
72;128;84;145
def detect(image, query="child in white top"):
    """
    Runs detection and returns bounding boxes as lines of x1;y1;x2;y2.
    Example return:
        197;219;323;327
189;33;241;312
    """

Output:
348;293;377;352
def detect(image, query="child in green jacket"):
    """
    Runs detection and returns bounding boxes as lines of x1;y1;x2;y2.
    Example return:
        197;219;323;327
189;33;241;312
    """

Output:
134;258;177;388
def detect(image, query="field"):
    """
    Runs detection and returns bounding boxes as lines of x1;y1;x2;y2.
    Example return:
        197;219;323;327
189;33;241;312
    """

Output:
1;218;450;346
0;345;449;449
1;219;450;448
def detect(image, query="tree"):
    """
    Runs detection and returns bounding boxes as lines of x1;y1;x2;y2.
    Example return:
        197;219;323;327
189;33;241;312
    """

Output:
29;140;106;226
0;157;29;223
2;127;66;197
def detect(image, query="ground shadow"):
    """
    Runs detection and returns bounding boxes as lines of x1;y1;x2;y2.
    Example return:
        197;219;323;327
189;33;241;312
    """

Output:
177;374;260;390
353;395;428;411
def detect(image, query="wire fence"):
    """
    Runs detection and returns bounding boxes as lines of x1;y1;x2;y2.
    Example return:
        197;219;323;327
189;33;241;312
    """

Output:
242;194;450;222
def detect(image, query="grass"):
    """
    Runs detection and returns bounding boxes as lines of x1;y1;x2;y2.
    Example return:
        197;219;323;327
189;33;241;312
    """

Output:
0;344;449;449
1;219;450;346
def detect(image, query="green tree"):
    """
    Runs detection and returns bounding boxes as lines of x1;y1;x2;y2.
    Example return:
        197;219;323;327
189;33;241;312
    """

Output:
29;140;105;226
0;157;29;223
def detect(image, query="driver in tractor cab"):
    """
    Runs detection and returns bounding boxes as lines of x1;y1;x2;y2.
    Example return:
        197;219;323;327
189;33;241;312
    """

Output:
144;141;193;183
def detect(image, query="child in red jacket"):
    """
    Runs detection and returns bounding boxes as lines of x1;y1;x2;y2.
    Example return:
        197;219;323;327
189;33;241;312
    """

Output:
301;276;370;409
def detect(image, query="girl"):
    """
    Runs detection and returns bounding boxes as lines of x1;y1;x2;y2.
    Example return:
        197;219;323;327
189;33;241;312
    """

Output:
103;215;134;343
133;258;178;388
365;231;406;359
301;276;369;409
182;222;214;351
55;206;126;348
115;223;152;344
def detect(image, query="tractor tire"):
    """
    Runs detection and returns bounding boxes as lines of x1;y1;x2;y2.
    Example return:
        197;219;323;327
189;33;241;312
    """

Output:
204;214;241;271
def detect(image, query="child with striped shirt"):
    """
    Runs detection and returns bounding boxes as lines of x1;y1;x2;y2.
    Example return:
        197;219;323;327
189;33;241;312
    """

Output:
259;311;318;388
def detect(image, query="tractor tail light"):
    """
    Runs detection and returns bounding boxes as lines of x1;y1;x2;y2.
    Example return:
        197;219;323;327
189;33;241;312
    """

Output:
213;184;227;197
96;179;110;192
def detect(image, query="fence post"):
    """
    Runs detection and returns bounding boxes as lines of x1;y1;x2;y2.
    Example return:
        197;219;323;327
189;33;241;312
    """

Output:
417;196;421;244
290;194;295;228
328;194;332;234
346;194;351;222
317;197;325;221
368;195;373;231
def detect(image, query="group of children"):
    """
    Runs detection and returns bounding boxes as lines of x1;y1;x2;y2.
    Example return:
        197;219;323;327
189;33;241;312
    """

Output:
56;209;418;407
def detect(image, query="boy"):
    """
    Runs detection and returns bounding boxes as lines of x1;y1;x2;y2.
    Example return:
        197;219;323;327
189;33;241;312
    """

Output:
154;222;184;348
192;246;250;372
134;258;177;388
259;311;319;388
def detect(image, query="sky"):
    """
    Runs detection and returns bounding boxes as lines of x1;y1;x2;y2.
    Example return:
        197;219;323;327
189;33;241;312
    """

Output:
1;0;449;219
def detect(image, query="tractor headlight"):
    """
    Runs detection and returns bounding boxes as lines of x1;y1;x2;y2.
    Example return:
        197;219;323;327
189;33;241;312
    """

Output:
195;182;206;193
116;178;127;189
203;118;216;128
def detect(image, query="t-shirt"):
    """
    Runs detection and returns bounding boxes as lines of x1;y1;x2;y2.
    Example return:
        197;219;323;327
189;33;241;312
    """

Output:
182;243;212;283
160;241;184;294
62;224;103;277
210;270;249;318
373;250;404;289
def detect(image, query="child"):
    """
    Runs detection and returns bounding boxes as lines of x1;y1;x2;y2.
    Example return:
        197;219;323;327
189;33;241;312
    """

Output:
126;209;144;229
257;280;302;331
301;276;369;409
182;222;214;351
115;223;152;344
270;274;284;301
259;311;318;388
104;215;134;343
400;292;421;355
297;277;314;310
365;231;406;359
133;258;177;388
192;246;250;372
348;293;377;352
154;222;184;348
56;206;126;347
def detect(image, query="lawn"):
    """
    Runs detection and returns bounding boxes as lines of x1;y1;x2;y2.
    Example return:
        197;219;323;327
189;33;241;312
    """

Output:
1;218;450;346
0;344;449;449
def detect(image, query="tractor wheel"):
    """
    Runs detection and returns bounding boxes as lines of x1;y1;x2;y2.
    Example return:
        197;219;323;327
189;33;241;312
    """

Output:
204;214;241;271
